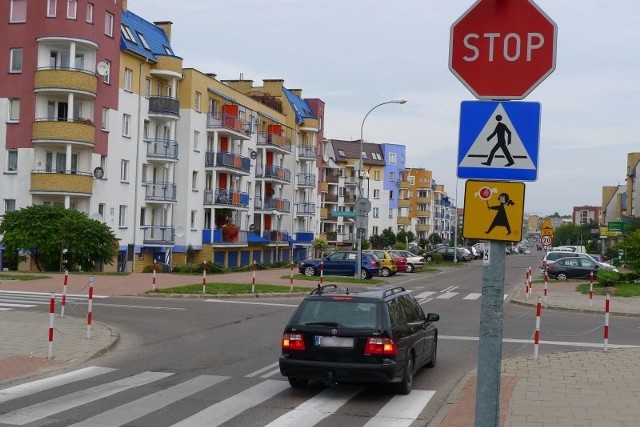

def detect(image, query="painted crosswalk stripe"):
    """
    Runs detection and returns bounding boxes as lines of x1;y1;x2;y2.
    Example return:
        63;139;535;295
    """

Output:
463;293;482;300
265;385;362;426
246;361;279;377
0;366;116;404
0;371;172;425
364;390;436;427
0;302;34;308
436;292;458;299
172;379;290;427
69;375;229;427
414;291;436;299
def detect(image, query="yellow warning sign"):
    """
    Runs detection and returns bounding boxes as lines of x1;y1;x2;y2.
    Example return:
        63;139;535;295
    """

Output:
540;218;554;237
463;180;525;243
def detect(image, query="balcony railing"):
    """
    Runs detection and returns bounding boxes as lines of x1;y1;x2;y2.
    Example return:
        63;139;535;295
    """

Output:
202;229;248;245
256;164;292;182
203;188;250;207
206;112;250;135
297;173;316;187
262;230;291;242
144;181;177;202
343;177;359;186
297;146;316;159
296;202;316;215
254;197;291;213
295;232;314;243
343;194;357;204
325;174;339;184
257;132;292;152
205;151;251;173
142;226;175;245
148;96;179;117
146;138;179;160
325;193;338;203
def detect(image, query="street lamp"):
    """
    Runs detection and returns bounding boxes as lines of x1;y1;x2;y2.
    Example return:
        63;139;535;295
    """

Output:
356;99;407;279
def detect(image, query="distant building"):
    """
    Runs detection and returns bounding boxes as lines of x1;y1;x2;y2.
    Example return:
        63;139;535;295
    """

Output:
572;205;600;226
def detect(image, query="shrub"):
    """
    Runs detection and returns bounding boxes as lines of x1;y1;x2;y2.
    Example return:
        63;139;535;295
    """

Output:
596;269;620;287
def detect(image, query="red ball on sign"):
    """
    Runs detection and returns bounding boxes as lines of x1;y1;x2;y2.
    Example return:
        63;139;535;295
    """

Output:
479;187;492;200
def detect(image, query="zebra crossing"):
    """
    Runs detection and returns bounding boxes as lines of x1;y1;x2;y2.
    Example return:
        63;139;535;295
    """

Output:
0;290;108;312
413;286;508;304
0;365;437;426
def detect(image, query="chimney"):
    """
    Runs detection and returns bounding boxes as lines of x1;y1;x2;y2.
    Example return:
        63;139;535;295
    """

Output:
290;89;303;97
122;0;128;10
154;21;173;43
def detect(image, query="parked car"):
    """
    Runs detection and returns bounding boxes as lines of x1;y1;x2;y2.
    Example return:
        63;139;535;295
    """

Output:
389;250;426;273
424;246;471;262
466;246;481;259
363;250;398;277
390;252;409;273
279;284;440;394
298;251;380;279
546;256;618;281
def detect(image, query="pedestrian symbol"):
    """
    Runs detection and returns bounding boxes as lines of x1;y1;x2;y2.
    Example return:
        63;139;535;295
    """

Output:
457;101;541;181
463;180;525;243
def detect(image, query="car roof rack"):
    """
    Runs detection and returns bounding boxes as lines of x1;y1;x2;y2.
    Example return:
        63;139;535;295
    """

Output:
310;284;338;295
383;286;406;298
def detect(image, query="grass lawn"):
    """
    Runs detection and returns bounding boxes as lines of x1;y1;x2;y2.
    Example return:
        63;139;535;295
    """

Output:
151;283;313;295
576;282;640;297
0;273;51;281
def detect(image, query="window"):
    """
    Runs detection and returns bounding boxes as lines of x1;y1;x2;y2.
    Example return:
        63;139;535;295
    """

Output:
7;150;18;172
373;207;379;218
67;0;77;19
121;25;136;42
389;172;395;182
10;0;26;23
118;205;127;227
143;120;150;139
389;190;394;200
145;78;151;97
163;45;173;55
101;108;109;130
192;171;198;190
373;189;380;199
86;3;93;23
131;32;149;51
374;170;381;180
122;114;131;137
98;203;106;219
190;210;197;229
120;160;129;181
193;131;200;151
9;99;20;122
388;153;397;164
102;59;111;84
194;91;201;112
104;12;114;36
124;68;133;91
47;0;57;17
10;48;22;73
4;199;16;213
361;151;368;159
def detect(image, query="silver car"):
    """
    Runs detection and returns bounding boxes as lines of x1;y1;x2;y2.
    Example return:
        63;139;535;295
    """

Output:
389;250;426;273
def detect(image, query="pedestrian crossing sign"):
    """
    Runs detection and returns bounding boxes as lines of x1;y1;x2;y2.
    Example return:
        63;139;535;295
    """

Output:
457;101;541;181
463;179;525;243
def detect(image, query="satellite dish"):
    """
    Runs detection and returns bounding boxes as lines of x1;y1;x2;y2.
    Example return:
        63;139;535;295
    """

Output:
96;61;110;76
322;153;329;162
90;213;105;223
175;226;185;238
250;150;257;160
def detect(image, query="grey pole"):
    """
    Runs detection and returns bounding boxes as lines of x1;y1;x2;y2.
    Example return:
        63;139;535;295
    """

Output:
475;240;506;427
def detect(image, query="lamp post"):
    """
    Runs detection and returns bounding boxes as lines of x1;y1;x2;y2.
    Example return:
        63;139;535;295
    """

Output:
273;211;281;264
356;99;407;279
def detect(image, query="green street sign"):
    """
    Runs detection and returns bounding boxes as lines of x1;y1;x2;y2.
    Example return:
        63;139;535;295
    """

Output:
331;211;357;218
608;221;623;232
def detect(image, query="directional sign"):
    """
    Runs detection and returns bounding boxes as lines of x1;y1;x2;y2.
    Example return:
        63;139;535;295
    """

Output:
449;0;558;99
457;101;541;181
332;211;357;218
462;180;525;243
608;221;624;232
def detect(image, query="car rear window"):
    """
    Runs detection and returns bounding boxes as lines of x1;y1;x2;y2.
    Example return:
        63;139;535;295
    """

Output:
294;300;378;329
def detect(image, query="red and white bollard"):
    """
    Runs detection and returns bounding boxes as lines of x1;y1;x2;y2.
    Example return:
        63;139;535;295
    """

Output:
252;260;256;293
589;271;594;307
528;266;533;296
604;293;610;351
86;276;94;339
48;292;55;359
61;269;69;317
152;260;157;291
534;296;542;360
524;269;530;298
290;260;294;292
202;261;207;295
320;261;324;285
543;271;548;304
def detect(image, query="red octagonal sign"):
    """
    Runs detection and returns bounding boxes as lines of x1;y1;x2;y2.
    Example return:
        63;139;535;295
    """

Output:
449;0;557;100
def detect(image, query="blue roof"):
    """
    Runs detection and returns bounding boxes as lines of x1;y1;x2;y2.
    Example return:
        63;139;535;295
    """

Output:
283;87;316;125
120;10;181;62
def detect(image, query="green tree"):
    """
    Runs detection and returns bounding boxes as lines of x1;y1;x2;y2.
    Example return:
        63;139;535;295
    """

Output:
312;238;328;257
0;205;118;272
620;229;640;273
381;228;396;248
396;229;415;247
428;232;442;246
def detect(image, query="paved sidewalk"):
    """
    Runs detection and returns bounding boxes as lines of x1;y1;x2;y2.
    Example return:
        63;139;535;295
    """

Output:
2;270;640;426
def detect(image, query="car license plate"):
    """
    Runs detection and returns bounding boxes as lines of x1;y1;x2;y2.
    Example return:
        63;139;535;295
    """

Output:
314;336;354;348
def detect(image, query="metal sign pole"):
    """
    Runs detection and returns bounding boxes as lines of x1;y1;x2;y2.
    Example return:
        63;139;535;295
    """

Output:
475;241;506;427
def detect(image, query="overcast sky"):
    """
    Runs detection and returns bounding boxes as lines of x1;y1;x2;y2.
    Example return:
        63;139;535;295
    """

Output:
130;0;640;216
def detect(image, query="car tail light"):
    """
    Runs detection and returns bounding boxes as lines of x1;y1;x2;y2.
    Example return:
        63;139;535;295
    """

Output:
282;333;305;351
364;337;397;356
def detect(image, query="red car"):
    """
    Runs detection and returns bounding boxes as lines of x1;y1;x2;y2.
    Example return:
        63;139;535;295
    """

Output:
390;253;409;273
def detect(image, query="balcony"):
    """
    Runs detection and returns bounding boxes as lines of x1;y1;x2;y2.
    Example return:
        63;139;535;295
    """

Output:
206;112;251;140
295;232;314;243
32;119;95;146
325;231;338;242
398;180;410;189
343;193;357;204
144;181;177;203
417;197;430;204
297;173;316;187
325;193;338;203
297;146;316;159
398;199;411;208
397;216;411;226
320;182;328;193
320;207;328;218
416;210;431;218
34;67;97;96
325;174;339;184
262;230;292;243
202;229;248;245
416;224;430;232
151;55;183;79
256;164;291;183
257;132;292;153
142;226;175;245
30;170;93;195
205;151;251;174
148;96;179;118
343;176;359;186
203;188;250;208
296;202;316;216
255;197;290;213
146;139;179;161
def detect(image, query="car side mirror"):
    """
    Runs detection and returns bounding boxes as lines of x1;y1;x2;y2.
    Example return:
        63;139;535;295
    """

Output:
426;313;439;322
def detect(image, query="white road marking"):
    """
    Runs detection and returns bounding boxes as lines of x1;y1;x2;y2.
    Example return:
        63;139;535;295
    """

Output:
436;292;458;299
414;291;436;299
246;361;279;377
205;299;298;308
463;293;482;300
439;335;640;349
364;390;436;427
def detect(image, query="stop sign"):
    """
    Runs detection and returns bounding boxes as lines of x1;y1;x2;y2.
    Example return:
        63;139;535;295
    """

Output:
449;0;557;100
